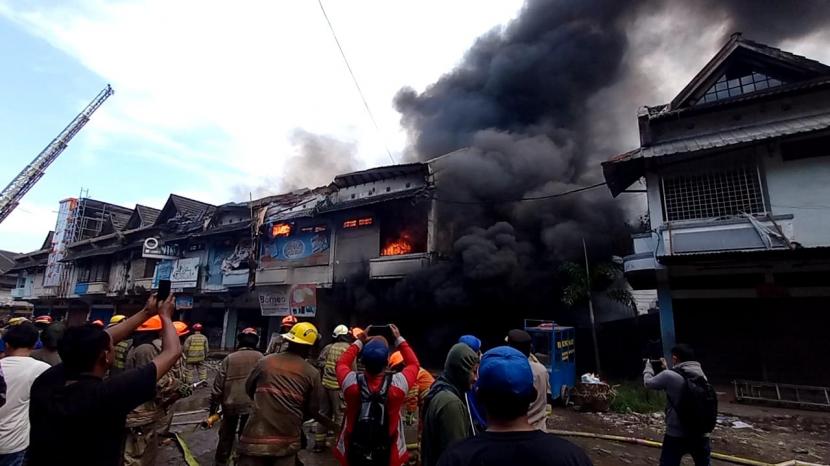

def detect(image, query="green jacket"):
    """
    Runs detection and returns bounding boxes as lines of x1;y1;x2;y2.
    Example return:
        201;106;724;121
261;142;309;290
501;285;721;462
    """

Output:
421;343;479;466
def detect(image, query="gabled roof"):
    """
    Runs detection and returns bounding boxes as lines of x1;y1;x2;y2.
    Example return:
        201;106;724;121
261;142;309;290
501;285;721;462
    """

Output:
126;204;161;229
155;194;215;225
664;33;830;114
0;250;18;274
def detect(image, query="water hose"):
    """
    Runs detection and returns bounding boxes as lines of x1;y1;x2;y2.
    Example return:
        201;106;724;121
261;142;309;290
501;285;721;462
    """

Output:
548;430;826;466
173;432;201;466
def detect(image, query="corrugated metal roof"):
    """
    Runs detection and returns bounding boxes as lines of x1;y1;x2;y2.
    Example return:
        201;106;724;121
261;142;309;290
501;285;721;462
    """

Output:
640;112;830;159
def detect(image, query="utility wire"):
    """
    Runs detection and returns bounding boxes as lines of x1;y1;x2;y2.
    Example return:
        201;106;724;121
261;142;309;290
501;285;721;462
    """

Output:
316;0;396;165
431;182;608;205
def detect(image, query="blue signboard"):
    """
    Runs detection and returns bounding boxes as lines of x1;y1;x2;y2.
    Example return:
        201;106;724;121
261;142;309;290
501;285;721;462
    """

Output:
74;282;89;295
152;260;174;288
261;230;330;267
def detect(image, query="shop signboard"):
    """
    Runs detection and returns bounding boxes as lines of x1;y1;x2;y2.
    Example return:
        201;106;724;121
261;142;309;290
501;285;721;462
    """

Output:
44;198;79;287
258;286;289;316
171;257;200;288
175;295;194;310
152;260;174;288
142;237;180;260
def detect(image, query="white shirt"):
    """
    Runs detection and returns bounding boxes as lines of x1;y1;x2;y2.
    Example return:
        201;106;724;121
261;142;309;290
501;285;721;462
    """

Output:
0;356;50;454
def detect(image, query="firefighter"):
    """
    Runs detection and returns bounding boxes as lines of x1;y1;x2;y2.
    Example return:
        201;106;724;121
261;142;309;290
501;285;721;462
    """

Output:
109;315;131;377
237;322;336;466
313;324;352;452
124;316;189;466
209;327;264;466
266;315;297;354
183;323;209;384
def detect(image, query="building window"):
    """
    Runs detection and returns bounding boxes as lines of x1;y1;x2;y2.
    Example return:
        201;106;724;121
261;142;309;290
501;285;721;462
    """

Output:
696;72;785;105
143;259;160;279
662;164;765;221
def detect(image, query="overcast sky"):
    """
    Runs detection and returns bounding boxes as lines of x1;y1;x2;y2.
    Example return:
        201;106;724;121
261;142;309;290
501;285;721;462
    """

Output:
1;1;828;254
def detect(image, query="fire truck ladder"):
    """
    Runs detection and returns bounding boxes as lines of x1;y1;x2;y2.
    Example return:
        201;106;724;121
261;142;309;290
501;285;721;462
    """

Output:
0;84;114;225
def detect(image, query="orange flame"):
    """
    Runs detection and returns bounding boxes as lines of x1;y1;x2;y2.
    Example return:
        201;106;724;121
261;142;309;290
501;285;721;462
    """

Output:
272;223;292;237
381;233;414;256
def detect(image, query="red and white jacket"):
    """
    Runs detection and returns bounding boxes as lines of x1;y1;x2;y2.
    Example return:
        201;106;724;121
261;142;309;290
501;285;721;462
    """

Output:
334;338;419;466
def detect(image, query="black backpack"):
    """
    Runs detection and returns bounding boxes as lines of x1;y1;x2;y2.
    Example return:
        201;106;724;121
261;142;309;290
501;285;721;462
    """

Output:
671;367;718;435
348;373;392;466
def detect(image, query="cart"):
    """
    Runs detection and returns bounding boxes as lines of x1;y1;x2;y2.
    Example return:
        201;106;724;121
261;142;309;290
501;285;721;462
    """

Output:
524;319;576;402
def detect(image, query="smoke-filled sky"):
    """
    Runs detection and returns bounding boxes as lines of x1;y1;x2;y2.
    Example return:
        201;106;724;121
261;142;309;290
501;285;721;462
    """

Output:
1;0;829;254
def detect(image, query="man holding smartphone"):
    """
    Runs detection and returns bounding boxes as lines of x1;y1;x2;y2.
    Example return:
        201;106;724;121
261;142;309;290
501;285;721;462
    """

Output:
28;294;182;466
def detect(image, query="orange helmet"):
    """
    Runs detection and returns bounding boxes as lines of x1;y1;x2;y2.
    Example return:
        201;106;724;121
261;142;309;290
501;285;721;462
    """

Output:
281;315;298;326
91;320;105;328
351;327;365;339
137;315;163;332
388;351;404;367
174;321;190;337
193;323;203;331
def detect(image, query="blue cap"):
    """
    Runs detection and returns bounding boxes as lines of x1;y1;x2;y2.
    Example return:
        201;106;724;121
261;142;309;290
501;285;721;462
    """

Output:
361;338;389;372
458;335;482;353
475;346;534;397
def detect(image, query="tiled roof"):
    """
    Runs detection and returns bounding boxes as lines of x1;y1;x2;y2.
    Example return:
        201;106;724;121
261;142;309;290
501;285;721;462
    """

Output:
170;194;214;218
136;205;160;226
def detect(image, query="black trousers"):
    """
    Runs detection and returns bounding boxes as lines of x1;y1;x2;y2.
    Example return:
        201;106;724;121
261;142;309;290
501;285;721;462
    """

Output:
660;435;711;466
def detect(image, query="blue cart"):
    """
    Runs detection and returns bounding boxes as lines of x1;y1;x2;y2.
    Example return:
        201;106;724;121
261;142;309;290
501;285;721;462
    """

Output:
524;320;576;402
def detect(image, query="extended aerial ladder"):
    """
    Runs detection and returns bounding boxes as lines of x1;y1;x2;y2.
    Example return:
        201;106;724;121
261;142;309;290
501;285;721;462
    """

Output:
0;84;114;225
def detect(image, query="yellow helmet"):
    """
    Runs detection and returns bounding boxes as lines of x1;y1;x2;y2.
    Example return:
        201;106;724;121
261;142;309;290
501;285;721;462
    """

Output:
109;315;127;325
8;317;29;326
283;322;318;346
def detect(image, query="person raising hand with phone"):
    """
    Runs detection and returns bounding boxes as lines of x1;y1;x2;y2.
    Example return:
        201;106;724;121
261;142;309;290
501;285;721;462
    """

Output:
28;294;182;466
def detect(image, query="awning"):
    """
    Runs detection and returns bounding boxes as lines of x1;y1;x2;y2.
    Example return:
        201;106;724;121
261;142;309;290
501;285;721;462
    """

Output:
602;112;830;196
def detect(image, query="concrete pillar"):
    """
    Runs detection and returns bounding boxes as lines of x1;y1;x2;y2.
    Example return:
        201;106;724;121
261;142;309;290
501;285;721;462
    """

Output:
657;272;676;362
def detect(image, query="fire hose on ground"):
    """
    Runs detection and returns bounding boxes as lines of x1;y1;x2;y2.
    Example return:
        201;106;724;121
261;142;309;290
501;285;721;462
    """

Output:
548;430;826;466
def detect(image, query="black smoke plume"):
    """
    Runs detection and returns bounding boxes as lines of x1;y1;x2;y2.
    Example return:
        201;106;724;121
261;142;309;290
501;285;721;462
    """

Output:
349;0;830;357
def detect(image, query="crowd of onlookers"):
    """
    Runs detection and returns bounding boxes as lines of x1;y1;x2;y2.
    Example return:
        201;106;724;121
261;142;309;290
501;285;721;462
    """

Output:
0;295;714;466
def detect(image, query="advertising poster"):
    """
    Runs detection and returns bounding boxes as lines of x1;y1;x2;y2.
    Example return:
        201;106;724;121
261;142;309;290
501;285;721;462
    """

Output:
289;284;317;317
152;260;174;288
260;229;330;268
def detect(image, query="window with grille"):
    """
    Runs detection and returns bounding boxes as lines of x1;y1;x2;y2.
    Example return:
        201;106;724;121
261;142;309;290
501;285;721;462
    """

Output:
662;164;765;221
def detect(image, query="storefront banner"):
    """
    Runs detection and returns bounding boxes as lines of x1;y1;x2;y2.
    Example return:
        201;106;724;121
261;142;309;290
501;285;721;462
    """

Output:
260;230;330;267
289;284;317;317
258;286;289;316
171;257;200;288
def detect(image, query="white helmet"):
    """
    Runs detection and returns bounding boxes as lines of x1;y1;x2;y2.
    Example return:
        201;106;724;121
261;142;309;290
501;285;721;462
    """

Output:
332;324;350;338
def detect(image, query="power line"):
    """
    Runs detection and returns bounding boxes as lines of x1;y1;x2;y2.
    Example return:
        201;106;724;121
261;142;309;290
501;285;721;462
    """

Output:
431;182;608;205
316;0;396;165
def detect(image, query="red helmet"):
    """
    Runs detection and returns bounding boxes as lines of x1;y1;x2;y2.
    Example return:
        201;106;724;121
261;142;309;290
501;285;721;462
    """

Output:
241;327;259;336
193;323;203;331
281;315;298;327
91;320;105;328
34;315;53;325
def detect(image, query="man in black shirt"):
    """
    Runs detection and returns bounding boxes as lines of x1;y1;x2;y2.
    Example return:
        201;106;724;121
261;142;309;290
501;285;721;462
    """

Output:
438;346;593;466
28;295;182;466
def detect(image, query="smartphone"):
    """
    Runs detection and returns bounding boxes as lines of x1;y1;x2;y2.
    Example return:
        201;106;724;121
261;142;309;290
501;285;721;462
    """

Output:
158;279;172;301
367;324;395;345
